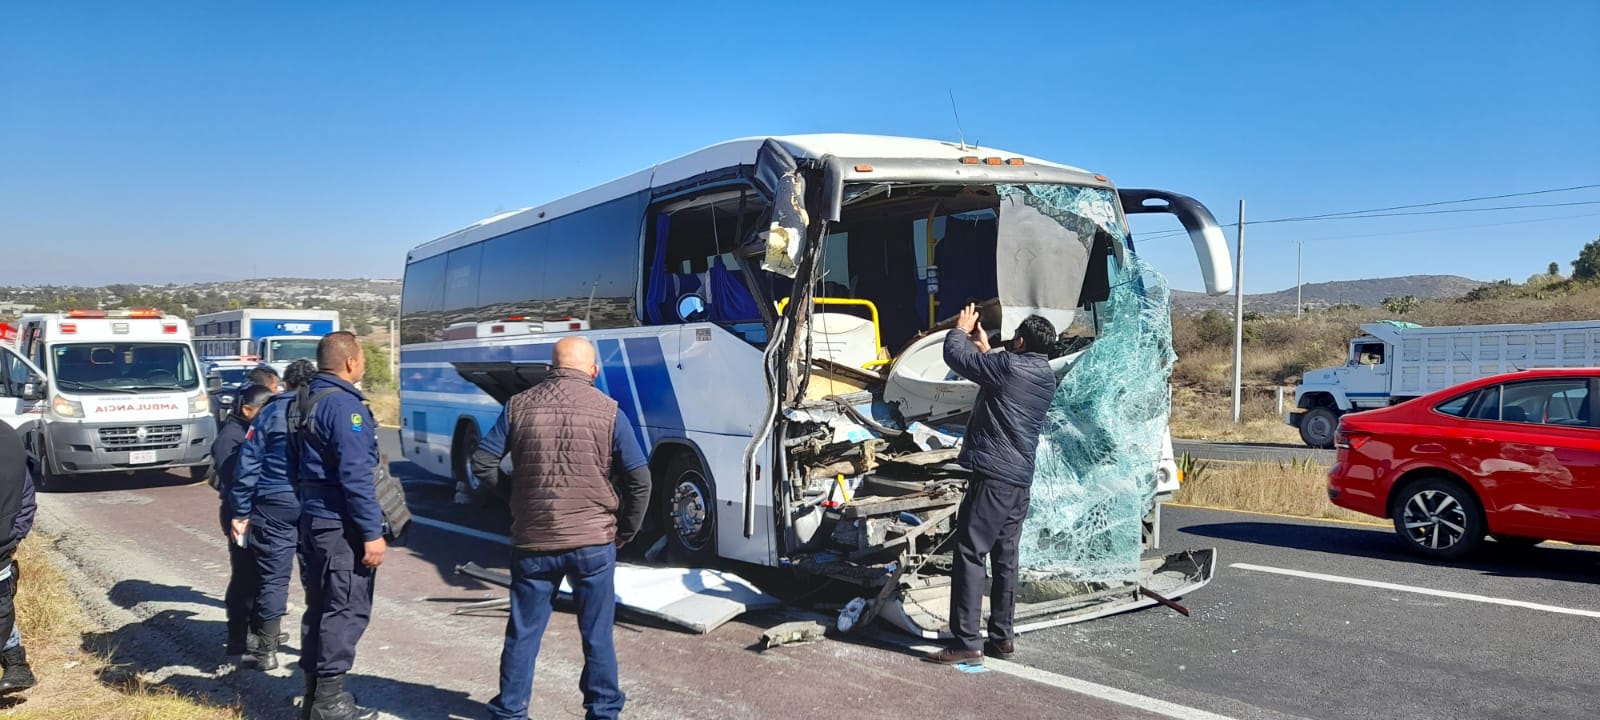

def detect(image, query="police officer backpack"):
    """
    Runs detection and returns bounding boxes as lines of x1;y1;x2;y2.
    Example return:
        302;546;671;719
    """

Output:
290;387;414;544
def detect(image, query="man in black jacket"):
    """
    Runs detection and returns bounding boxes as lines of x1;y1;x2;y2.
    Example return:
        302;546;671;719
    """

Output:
925;304;1058;666
0;421;38;694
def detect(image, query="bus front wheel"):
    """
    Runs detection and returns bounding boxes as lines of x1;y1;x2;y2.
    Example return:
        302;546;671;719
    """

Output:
660;453;717;567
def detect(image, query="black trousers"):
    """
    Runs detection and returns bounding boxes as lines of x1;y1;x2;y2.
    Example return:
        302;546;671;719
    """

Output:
0;565;16;654
221;505;259;648
248;493;300;625
299;515;375;677
949;477;1031;651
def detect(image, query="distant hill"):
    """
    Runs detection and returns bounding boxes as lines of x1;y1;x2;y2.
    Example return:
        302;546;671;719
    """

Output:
1171;274;1488;314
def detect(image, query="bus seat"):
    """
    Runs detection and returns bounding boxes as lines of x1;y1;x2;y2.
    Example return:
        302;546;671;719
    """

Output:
811;313;880;370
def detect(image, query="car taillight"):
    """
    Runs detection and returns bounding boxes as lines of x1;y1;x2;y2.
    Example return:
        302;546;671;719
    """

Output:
1335;430;1370;450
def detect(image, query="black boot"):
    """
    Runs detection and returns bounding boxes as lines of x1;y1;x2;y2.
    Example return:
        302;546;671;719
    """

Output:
309;674;378;720
0;647;36;695
241;617;280;671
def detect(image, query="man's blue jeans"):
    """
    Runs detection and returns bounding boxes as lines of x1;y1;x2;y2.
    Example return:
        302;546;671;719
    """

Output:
487;543;622;720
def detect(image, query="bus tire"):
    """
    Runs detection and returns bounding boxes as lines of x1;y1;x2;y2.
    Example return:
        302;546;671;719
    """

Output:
452;420;495;506
660;453;717;567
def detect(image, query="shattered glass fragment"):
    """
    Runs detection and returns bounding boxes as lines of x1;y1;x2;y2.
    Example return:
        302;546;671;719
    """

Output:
1019;243;1174;582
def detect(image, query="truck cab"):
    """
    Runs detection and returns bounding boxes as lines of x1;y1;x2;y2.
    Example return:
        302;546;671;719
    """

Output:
12;309;218;489
1287;322;1415;447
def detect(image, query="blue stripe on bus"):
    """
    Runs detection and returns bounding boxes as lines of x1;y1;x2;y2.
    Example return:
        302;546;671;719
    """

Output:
596;338;649;450
622;337;685;435
400;336;683;439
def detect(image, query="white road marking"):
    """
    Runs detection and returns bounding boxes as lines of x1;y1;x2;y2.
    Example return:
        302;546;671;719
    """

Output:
905;643;1236;720
1232;563;1600;618
410;515;511;546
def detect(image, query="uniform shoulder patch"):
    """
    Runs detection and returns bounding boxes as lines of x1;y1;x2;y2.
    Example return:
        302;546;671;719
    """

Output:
350;412;364;432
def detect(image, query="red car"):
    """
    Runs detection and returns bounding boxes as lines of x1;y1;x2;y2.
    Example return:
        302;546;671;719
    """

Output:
1328;367;1600;559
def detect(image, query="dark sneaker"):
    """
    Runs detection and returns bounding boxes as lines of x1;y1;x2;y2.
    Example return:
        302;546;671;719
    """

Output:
922;646;983;665
984;639;1015;660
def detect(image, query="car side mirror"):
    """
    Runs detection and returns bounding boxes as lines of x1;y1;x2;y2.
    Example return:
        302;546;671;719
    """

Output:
676;294;709;323
21;380;43;402
206;374;223;393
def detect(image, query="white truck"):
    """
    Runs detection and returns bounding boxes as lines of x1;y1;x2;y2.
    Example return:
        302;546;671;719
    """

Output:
0;309;220;490
1287;319;1600;447
194;309;341;374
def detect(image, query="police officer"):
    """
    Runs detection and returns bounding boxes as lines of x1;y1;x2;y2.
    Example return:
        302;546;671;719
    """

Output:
212;383;274;657
294;332;382;720
230;359;318;671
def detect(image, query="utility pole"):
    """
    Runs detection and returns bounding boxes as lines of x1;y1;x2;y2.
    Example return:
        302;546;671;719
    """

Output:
1296;239;1304;319
1232;200;1246;424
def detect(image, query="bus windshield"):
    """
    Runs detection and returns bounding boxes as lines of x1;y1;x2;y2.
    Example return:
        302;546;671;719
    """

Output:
268;338;319;363
815;181;1128;354
51;342;200;393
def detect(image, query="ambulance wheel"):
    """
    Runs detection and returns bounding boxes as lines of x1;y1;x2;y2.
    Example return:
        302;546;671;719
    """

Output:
31;452;59;493
190;464;215;488
661;454;717;567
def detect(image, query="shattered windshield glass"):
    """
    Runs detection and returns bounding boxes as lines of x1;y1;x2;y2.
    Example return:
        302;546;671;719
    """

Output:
1005;183;1173;583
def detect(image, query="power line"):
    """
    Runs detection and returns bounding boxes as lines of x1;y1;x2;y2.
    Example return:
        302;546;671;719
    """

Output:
1135;183;1600;241
1268;183;1600;221
1139;210;1600;245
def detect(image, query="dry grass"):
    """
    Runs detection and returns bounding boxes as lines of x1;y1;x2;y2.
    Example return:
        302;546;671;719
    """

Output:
363;385;399;427
1;536;241;719
1173;459;1372;524
1169;386;1301;444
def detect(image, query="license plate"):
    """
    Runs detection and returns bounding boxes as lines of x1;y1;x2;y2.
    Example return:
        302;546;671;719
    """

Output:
129;450;157;465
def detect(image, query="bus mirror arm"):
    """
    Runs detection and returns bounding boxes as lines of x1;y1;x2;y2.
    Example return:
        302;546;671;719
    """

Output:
1119;188;1235;296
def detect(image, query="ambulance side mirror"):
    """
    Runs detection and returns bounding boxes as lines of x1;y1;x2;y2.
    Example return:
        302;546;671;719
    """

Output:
21;380;43;402
206;374;224;393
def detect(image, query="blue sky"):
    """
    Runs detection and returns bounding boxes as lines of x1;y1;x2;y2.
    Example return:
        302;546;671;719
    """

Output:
3;1;1596;293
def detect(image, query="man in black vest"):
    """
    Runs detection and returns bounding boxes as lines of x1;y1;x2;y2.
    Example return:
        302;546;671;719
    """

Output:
471;336;651;720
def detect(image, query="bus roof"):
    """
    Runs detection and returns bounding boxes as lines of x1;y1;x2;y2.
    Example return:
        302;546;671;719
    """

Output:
408;134;1098;263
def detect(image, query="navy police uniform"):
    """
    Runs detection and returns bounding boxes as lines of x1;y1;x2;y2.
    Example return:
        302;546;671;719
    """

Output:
210;412;257;652
294;373;384;679
231;393;303;643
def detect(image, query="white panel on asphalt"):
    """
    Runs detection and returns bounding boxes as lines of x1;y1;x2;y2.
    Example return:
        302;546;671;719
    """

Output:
560;564;781;634
1232;563;1600;618
413;514;780;633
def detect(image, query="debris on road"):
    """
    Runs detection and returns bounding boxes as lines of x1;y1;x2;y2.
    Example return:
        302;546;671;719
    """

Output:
761;620;828;649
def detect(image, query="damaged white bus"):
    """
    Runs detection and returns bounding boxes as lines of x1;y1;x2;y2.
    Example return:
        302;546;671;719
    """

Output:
398;134;1233;635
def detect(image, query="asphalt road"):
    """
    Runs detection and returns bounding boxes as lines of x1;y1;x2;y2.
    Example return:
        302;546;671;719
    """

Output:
28;430;1600;719
1174;440;1335;465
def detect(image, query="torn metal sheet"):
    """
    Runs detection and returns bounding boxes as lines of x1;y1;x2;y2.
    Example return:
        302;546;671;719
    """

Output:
876;548;1216;639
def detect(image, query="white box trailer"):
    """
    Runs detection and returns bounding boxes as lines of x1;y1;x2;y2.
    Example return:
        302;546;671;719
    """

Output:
194;309;340;374
1288;319;1600;447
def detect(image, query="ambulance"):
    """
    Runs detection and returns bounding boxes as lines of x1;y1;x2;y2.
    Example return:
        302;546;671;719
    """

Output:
1;309;219;490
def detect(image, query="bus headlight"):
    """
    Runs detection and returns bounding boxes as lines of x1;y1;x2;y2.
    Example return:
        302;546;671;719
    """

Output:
51;395;84;419
190;393;210;415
